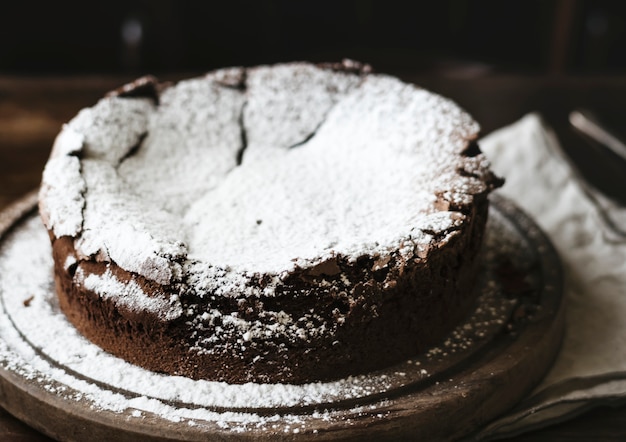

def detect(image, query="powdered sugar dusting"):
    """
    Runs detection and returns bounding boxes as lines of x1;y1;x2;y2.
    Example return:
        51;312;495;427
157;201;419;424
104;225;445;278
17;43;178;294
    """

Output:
182;73;482;273
184;144;440;272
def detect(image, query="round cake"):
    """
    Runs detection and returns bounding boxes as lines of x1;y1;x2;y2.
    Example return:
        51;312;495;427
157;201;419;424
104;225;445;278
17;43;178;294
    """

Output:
39;60;503;384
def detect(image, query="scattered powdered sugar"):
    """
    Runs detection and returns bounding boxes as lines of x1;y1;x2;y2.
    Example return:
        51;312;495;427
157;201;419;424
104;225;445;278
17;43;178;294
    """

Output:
0;202;534;433
40;62;492;300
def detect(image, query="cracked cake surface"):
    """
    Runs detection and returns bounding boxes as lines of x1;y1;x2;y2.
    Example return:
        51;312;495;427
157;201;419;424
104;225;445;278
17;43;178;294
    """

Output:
39;61;502;383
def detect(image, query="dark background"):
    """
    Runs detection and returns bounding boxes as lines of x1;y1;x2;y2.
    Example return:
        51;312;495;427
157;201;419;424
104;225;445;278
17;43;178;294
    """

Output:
1;0;625;76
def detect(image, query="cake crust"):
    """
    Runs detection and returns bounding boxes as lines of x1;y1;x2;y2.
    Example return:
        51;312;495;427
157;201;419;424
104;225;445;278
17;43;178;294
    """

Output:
40;61;503;383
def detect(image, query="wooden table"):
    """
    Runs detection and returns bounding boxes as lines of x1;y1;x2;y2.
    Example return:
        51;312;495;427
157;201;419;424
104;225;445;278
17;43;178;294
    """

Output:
1;73;625;440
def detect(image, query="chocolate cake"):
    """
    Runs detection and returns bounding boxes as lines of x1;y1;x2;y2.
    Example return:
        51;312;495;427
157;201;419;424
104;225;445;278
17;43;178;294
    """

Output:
39;60;503;384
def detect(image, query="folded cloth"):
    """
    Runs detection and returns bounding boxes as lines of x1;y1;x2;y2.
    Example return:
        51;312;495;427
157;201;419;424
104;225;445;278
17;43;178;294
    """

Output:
472;114;626;440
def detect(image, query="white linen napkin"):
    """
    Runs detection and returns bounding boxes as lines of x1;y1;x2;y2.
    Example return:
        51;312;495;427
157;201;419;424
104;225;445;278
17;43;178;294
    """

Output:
472;114;626;439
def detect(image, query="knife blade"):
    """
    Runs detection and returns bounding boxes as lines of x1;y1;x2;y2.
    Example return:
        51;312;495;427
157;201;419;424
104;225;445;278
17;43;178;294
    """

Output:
568;108;626;207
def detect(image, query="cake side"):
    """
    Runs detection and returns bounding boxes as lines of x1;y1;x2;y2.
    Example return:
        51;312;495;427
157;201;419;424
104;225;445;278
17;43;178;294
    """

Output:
51;198;490;383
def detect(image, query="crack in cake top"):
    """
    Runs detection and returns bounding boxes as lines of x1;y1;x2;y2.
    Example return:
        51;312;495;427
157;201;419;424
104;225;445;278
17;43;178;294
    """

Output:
39;61;494;293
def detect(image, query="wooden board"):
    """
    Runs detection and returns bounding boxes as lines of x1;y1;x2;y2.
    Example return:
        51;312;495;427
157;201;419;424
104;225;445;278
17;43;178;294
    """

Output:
0;192;564;441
